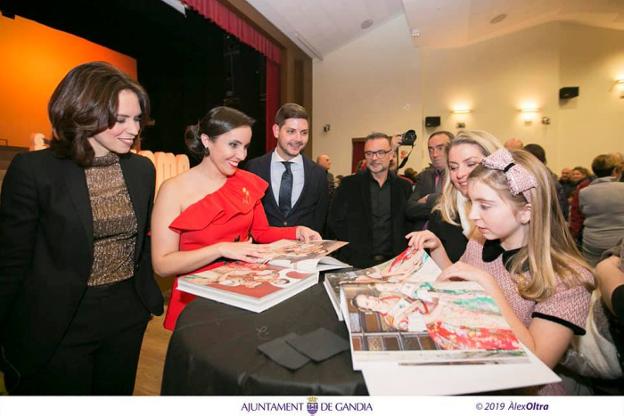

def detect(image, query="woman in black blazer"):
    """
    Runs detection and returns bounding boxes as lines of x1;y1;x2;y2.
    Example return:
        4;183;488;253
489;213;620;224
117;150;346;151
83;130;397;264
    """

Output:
0;62;163;395
424;131;502;262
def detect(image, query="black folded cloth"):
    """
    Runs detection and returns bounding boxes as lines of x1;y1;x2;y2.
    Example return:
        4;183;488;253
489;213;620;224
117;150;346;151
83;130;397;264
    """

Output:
257;328;350;370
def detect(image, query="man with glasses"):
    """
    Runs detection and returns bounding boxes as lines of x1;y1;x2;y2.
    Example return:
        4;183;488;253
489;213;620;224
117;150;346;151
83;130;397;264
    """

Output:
406;131;453;230
328;132;413;268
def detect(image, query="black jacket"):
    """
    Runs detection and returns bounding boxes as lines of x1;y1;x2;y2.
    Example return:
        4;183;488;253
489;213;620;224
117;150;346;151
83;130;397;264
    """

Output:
427;210;468;263
244;152;329;233
406;166;444;230
0;149;163;377
328;170;412;268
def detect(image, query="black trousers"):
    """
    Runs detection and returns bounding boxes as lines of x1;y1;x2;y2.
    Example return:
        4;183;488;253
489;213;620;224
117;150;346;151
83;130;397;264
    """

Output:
7;278;149;395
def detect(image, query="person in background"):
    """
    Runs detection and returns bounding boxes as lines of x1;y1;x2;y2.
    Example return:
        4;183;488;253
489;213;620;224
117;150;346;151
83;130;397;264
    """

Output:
151;107;320;331
0;62;164;394
504;137;524;150
329;132;412;268
428;130;502;262
523;143;569;219
316;153;335;199
245;103;328;233
559;167;576;200
569;166;593;243
595;238;624;373
406;131;454;230
579;154;624;266
408;149;594;394
403;167;418;183
335;174;344;187
355;158;367;172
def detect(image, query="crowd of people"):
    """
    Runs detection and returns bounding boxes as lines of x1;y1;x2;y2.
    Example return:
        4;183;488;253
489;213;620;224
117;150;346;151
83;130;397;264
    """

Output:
1;61;622;396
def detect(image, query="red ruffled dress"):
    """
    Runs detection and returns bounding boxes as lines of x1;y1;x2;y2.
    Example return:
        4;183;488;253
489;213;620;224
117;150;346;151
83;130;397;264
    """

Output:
163;169;297;330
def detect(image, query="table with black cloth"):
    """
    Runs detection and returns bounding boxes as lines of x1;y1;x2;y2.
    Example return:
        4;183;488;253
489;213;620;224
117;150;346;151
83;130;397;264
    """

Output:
161;283;367;395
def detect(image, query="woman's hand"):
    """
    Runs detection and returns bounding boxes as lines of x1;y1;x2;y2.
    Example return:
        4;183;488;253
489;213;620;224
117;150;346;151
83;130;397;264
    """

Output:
295;226;321;242
437;261;497;292
405;230;442;251
217;241;268;263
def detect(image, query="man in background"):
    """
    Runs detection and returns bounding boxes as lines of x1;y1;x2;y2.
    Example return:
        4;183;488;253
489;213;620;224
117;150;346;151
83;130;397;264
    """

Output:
504;137;524;150
316;154;335;199
559;167;576;199
406;131;453;230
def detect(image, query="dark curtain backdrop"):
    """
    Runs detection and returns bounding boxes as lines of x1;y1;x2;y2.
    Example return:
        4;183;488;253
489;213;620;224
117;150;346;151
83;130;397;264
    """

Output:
1;0;267;161
181;0;282;154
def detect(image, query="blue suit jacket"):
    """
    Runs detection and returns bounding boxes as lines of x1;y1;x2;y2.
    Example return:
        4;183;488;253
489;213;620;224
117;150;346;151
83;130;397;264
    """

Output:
244;152;329;234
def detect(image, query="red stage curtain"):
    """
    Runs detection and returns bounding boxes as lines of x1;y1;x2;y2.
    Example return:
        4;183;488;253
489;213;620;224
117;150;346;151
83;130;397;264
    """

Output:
182;0;282;151
182;0;280;64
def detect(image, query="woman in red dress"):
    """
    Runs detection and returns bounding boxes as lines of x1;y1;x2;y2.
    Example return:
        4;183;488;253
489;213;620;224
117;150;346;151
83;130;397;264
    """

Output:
151;106;320;330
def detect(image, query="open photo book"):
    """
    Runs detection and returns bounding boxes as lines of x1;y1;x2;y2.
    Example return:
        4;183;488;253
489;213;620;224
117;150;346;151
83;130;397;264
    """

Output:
323;246;441;320
177;261;318;313
259;239;350;272
339;280;530;370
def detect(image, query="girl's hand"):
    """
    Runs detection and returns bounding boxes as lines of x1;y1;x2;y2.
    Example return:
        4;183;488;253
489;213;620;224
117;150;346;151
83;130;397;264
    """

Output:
217;241;267;263
405;230;441;251
437;261;497;292
296;226;321;242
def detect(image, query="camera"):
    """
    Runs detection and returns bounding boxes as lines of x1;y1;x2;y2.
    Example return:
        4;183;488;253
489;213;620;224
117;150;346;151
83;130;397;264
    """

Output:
396;129;417;169
400;129;417;146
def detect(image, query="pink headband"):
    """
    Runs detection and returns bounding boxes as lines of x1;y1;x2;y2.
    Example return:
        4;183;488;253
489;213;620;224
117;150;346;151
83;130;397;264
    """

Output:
481;149;537;202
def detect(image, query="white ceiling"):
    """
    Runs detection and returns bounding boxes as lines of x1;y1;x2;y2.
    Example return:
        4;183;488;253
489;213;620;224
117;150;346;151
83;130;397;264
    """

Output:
246;0;624;60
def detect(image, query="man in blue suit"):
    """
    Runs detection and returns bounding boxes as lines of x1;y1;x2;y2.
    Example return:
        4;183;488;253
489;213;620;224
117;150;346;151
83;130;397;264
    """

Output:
245;103;328;234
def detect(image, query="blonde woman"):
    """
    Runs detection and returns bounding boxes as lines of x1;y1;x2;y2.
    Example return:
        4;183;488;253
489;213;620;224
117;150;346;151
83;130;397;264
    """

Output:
427;131;502;261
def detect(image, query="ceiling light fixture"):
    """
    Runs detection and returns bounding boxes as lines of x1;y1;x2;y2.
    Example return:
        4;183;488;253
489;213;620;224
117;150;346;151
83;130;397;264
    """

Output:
411;29;421;38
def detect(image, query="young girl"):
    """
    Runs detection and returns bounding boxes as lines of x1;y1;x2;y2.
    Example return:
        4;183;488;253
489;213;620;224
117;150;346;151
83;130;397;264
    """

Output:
407;148;594;394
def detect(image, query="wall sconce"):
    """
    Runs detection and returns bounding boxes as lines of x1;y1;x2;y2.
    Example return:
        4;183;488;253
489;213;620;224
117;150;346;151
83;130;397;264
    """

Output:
451;108;471;115
520;108;539;122
451;107;471;129
616;79;624;98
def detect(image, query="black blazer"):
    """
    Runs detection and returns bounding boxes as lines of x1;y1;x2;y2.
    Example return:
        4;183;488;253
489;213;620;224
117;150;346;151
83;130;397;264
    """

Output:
328;170;413;269
406;166;443;230
0;149;163;377
244;152;329;233
427;210;468;263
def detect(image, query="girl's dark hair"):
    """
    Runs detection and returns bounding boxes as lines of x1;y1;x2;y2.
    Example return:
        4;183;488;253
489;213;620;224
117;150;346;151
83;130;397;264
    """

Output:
185;106;255;160
48;61;152;167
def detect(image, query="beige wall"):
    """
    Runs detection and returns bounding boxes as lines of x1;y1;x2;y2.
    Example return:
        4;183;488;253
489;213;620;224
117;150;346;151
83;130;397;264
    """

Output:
313;16;422;176
558;23;624;171
313;18;624;176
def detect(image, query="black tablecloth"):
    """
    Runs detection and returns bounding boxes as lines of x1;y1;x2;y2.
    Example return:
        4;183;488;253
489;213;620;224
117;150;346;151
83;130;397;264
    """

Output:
161;283;367;395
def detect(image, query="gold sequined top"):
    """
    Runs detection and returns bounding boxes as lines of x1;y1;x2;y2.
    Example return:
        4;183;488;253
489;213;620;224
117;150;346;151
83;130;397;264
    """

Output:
85;153;137;286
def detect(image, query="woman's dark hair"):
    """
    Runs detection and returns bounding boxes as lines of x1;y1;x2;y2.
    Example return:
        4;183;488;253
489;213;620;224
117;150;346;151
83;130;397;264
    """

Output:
48;61;152;167
185;106;255;160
